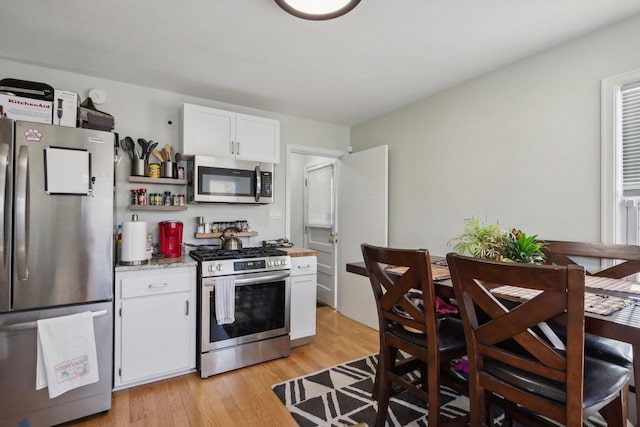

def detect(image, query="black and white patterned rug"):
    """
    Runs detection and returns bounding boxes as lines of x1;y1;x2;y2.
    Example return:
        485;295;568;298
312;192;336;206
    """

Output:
272;353;608;427
271;353;473;427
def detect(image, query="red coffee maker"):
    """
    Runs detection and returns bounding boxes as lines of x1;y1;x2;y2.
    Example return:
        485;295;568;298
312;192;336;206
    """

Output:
159;220;183;258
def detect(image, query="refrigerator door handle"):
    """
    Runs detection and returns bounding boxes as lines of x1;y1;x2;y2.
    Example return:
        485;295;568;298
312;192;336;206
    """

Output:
0;309;109;333
0;142;9;280
16;145;29;281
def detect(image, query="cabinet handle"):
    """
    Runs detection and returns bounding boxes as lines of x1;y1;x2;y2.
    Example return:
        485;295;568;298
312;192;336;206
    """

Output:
297;265;312;269
230;141;234;155
237;142;240;156
148;283;168;288
185;300;190;316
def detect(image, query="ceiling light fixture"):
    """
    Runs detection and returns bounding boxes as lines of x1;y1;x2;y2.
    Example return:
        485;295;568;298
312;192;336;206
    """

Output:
274;0;361;21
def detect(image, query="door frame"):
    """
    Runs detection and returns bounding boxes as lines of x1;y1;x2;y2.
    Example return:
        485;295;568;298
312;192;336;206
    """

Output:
285;144;348;307
303;160;338;307
285;144;348;242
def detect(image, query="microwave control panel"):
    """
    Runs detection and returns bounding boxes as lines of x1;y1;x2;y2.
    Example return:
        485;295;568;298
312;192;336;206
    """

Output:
261;171;273;197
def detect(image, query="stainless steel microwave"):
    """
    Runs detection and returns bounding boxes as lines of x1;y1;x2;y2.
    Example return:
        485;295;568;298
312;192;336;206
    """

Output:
187;156;274;204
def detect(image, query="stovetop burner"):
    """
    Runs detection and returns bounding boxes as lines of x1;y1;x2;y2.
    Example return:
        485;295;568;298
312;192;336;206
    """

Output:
189;247;288;262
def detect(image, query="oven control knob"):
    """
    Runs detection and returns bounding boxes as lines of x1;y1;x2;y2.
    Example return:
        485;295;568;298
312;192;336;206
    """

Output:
216;263;223;271
280;259;286;266
267;260;273;267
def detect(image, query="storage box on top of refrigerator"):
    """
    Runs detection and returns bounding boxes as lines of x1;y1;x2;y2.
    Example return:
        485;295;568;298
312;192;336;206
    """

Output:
0;118;114;426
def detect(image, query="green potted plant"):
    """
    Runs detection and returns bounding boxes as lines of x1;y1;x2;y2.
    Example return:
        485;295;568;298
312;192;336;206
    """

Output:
449;217;545;264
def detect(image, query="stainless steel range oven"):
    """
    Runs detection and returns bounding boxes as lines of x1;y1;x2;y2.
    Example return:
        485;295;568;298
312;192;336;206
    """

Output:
190;247;291;378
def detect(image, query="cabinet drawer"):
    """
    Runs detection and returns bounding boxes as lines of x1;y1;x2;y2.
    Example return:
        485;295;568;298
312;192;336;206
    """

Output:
121;272;192;299
290;256;317;276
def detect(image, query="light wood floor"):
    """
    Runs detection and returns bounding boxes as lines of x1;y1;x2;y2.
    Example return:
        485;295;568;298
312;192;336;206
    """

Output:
63;306;379;427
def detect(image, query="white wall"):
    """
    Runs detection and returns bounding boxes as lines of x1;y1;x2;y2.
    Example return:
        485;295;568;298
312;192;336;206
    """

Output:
0;59;350;248
351;13;640;256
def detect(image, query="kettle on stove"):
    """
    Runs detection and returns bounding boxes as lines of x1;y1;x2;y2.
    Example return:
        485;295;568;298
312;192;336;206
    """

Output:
220;226;243;250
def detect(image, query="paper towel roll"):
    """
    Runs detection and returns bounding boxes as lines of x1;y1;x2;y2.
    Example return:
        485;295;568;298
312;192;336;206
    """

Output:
121;221;148;265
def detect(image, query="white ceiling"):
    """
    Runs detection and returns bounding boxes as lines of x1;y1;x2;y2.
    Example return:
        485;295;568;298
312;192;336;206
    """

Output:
1;0;640;126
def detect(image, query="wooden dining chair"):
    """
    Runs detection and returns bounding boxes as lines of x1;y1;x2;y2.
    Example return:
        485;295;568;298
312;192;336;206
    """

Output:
447;252;631;426
542;240;640;279
361;244;467;427
541;240;635;371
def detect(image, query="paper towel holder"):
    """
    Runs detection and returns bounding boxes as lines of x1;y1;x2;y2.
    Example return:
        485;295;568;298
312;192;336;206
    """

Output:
119;214;149;266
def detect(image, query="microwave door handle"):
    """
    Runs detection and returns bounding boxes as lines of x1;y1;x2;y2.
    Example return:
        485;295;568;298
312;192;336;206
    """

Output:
0;143;8;280
255;166;261;202
16;146;29;281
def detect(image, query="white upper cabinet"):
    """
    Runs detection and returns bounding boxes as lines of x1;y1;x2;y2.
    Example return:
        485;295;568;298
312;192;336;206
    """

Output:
235;113;280;163
182;103;280;163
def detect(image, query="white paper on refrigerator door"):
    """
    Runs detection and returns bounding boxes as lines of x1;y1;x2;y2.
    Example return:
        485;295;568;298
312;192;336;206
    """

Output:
44;147;90;195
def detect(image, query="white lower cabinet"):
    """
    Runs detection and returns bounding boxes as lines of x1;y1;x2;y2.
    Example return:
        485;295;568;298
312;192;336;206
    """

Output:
114;266;196;390
290;256;317;345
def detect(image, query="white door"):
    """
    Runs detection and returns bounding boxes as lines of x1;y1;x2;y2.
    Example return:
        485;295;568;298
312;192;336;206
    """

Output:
304;161;337;307
337;145;388;330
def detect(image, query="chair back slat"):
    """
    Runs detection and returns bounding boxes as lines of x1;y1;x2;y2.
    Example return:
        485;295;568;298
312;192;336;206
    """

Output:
362;245;439;338
542;240;640;278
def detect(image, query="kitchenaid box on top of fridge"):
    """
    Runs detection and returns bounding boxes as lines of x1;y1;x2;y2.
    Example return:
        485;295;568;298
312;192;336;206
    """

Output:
0;78;55;124
0;118;115;426
0;94;52;124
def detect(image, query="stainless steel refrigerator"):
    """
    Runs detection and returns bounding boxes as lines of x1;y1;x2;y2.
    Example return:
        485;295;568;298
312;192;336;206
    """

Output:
0;118;114;426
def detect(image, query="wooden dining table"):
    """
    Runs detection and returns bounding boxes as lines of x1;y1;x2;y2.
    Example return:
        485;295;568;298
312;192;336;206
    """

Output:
346;260;640;426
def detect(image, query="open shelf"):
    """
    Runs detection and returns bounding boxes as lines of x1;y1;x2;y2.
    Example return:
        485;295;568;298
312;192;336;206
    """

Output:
194;231;258;239
128;176;187;185
128;205;188;211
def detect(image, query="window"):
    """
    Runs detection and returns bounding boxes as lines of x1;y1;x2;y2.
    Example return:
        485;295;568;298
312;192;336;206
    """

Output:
601;70;640;244
622;82;640;194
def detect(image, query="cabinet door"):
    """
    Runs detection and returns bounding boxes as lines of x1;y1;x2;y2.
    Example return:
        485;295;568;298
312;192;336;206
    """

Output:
120;291;193;384
235;113;280;163
290;274;317;341
183;104;235;157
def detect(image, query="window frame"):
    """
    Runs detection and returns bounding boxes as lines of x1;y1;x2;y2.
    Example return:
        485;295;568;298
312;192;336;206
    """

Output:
601;69;640;244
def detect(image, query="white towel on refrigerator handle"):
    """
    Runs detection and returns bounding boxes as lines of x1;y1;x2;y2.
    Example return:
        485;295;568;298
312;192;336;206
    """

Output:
215;278;236;325
36;311;99;398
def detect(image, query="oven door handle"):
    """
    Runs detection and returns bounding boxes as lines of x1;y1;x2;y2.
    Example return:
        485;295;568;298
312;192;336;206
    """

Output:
234;272;290;285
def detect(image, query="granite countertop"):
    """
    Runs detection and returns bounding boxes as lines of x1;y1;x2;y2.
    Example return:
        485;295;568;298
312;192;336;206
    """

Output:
280;247;318;257
115;255;197;272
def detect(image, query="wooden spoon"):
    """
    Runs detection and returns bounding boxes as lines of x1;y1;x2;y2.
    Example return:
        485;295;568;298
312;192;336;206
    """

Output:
152;148;164;162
